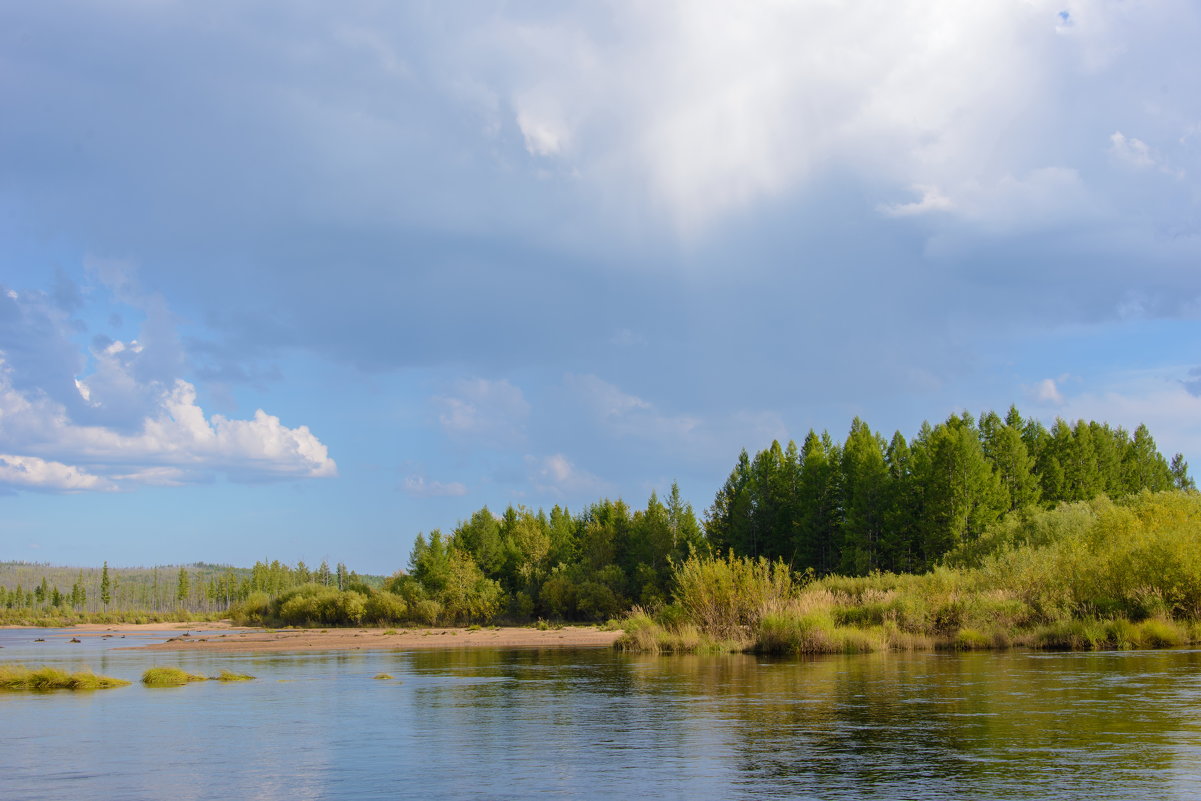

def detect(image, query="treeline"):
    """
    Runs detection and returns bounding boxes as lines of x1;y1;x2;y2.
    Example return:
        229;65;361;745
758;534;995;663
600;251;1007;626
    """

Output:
706;408;1193;576
233;484;707;627
621;490;1201;655
0;559;383;619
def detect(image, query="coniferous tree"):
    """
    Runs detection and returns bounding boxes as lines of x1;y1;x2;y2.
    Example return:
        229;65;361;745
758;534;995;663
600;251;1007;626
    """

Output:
705;449;753;554
793;430;842;573
980;410;1041;511
1171;453;1196;491
100;562;111;609
838;419;889;575
917;416;1006;564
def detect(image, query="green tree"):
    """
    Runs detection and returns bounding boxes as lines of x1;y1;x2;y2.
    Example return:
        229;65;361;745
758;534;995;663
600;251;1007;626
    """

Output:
917;416;1006;565
1171;453;1196;491
793;430;842;573
980;409;1041;511
839;419;889;575
176;567;190;607
100;562;111;609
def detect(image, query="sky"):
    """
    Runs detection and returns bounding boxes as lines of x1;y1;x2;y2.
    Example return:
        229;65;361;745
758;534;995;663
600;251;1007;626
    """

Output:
2;1;1200;574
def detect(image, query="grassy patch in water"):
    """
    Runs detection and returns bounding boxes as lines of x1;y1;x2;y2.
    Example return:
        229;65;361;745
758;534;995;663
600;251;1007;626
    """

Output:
214;670;255;681
373;673;394;680
0;663;130;691
141;666;208;686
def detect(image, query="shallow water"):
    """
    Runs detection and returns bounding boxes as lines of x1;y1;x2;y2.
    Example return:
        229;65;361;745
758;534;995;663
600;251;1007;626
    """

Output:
3;629;1201;800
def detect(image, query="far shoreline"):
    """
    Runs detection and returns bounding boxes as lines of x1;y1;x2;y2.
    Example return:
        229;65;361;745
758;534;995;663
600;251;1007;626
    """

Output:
91;623;623;653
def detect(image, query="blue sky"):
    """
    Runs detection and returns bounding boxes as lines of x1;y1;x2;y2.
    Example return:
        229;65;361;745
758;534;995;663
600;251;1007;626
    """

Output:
2;2;1200;573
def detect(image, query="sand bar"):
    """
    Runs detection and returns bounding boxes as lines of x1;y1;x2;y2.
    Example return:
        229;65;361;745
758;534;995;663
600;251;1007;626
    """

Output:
107;625;622;653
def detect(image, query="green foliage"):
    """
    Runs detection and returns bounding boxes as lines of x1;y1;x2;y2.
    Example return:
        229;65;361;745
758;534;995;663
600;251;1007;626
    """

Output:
215;670;255;681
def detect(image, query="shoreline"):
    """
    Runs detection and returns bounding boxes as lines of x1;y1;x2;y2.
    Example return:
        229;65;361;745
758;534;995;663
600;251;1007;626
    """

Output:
109;624;622;653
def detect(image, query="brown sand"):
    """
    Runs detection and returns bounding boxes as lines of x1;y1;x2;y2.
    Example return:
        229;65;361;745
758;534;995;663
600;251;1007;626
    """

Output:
110;625;621;653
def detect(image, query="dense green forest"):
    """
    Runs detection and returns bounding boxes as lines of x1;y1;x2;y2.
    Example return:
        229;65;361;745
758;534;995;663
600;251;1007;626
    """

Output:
1;407;1193;633
706;408;1193;574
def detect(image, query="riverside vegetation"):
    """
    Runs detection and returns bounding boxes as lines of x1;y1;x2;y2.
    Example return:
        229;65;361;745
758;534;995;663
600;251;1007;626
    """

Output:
3;407;1197;654
0;664;130;691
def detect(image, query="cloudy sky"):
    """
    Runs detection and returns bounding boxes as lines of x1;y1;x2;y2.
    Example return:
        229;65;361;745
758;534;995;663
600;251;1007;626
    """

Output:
2;1;1200;572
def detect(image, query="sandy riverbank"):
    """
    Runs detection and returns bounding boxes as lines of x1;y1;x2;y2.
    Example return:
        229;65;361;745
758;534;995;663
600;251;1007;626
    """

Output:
110;625;621;653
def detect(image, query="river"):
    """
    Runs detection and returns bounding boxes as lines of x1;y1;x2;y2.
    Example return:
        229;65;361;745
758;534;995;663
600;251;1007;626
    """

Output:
3;628;1200;799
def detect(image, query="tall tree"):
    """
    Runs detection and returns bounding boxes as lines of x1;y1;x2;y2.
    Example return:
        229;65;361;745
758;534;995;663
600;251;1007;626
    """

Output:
793;430;842;573
979;410;1041;511
176;567;190;608
839;419;889;575
100;562;111;609
705;449;753;554
917;416;1006;564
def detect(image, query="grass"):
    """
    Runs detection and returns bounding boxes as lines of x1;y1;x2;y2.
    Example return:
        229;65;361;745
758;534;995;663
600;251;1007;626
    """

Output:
373;673;394;680
0;663;130;691
214;670;255;681
141;666;208;686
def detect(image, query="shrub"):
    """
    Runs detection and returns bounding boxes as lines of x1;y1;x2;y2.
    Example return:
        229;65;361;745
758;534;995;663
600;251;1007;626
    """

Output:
364;592;407;625
674;552;794;639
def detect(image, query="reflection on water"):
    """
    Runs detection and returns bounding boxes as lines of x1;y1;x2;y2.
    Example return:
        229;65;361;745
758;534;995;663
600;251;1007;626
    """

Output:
4;632;1201;800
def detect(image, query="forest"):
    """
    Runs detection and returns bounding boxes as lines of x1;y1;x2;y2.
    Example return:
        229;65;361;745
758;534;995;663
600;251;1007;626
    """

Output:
1;407;1194;634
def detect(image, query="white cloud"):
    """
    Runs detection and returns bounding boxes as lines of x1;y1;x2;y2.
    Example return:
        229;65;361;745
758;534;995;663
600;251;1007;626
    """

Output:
0;277;336;493
0;367;336;491
402;474;468;497
0;454;113;493
1034;377;1066;405
1110;131;1155;169
527;453;609;497
434;377;530;446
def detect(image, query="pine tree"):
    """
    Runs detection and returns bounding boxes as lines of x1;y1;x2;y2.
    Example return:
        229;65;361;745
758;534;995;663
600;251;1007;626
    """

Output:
839;419;889;575
100;562;112;609
793;430;842;573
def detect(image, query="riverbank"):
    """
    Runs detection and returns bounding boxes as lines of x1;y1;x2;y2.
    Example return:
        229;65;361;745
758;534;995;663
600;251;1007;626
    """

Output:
119;624;621;653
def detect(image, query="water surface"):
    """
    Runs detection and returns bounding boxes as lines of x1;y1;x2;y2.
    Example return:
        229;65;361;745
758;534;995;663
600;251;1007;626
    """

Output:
3;629;1200;800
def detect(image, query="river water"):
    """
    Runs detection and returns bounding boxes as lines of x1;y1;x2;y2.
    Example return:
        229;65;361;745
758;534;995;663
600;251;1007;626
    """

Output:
3;628;1201;800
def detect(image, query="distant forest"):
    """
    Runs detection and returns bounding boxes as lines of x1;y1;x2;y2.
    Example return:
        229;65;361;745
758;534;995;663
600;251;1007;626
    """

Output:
1;407;1193;626
0;560;383;616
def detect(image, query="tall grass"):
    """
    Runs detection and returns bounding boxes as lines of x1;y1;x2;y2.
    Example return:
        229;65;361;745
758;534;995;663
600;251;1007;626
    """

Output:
141;666;207;686
0;664;130;690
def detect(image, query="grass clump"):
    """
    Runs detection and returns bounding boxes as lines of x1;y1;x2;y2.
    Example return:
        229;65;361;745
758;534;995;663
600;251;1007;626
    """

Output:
214;670;255;682
141;666;208;686
373;673;394;680
0;664;130;691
